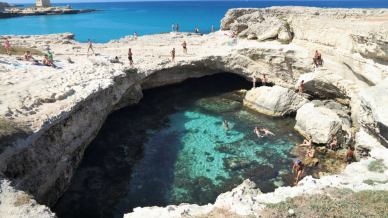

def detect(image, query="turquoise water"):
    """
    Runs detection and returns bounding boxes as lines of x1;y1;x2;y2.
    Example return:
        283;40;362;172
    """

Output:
1;1;388;42
54;73;302;218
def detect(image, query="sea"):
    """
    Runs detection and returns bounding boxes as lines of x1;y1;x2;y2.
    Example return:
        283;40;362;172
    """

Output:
0;0;388;42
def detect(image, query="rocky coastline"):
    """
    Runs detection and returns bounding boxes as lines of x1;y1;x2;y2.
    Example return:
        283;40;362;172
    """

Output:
0;6;95;18
0;6;387;218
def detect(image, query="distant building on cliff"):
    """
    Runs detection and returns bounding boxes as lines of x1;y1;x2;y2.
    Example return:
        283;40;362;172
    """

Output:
36;0;50;8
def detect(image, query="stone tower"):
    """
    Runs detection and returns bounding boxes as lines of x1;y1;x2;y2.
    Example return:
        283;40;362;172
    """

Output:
36;0;50;8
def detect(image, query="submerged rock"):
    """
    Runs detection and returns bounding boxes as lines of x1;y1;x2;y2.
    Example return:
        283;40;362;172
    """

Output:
244;86;308;117
223;157;256;171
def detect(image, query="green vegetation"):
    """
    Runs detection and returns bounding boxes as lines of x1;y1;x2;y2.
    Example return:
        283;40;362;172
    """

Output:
0;46;44;56
368;159;387;173
262;188;388;218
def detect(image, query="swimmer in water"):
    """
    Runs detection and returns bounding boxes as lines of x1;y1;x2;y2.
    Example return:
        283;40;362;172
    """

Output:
254;126;263;138
223;120;230;130
261;128;275;136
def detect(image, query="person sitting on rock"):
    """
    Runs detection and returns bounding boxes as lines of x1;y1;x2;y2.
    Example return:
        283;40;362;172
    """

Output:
345;146;355;164
313;50;323;67
261;128;275;136
305;147;315;158
43;54;55;67
298;80;305;93
327;134;337;150
292;159;304;184
182;41;187;54
23;51;33;61
300;136;312;148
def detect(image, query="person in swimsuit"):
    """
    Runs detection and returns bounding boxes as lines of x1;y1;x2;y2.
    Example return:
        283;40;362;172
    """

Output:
254;126;262;138
292;159;304;184
134;32;138;40
182;41;187;54
300;136;312;148
298;80;305;93
211;25;215;32
128;48;133;67
171;48;176;62
23;51;33;61
327;134;337;150
252;76;256;88
87;39;95;56
345;146;355;164
313;50;323;67
261;74;268;86
223;120;230;130
43;54;55;67
261;128;275;136
3;38;11;55
305;147;315;158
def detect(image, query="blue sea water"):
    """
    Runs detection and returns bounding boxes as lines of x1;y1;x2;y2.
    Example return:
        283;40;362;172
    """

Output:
1;1;388;42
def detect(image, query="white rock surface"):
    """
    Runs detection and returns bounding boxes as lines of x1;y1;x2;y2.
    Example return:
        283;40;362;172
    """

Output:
244;85;308;116
294;103;342;144
0;6;387;218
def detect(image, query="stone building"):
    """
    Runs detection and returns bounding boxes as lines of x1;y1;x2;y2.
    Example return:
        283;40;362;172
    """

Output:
36;0;51;8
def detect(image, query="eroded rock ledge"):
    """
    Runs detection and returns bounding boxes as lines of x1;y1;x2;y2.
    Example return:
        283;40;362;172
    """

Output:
0;6;387;218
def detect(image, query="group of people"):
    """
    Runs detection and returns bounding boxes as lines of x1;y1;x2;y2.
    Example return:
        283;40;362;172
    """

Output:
19;49;56;67
293;133;356;184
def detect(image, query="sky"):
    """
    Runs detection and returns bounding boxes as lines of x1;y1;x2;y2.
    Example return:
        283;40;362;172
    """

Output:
4;0;240;3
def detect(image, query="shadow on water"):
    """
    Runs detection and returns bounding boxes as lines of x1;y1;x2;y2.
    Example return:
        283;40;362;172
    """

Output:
53;73;253;218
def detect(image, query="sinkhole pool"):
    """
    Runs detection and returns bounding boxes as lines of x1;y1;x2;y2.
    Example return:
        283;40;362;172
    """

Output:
54;73;303;218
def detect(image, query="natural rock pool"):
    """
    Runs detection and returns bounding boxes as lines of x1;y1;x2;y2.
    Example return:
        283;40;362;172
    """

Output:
53;73;302;218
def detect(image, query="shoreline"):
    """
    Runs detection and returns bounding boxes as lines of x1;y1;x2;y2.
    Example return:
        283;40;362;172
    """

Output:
0;6;387;218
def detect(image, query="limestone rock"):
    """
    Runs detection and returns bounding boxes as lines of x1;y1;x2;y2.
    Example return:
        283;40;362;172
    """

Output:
244;85;308;117
358;79;388;147
294;103;342;144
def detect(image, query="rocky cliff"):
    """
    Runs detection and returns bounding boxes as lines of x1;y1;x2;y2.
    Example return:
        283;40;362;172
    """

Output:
0;6;387;218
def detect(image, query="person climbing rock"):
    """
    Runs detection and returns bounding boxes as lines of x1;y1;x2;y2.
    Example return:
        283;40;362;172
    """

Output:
292;159;304;184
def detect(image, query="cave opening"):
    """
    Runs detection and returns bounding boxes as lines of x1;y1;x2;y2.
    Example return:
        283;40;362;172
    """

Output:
53;73;302;218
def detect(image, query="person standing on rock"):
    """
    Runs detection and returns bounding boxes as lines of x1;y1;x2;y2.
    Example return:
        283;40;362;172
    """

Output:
345;146;355;164
128;48;133;67
292;159;304;184
211;25;215;32
87;39;95;57
261;74;268;86
182;41;187;54
171;48;176;62
252;76;256;88
298;80;305;93
2;38;11;55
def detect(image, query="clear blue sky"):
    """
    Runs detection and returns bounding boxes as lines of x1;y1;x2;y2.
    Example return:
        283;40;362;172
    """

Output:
4;0;239;3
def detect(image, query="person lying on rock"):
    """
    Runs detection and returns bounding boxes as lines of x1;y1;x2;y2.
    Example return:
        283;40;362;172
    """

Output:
345;146;355;164
327;134;338;150
292;159;305;184
300;136;312;148
313;50;323;67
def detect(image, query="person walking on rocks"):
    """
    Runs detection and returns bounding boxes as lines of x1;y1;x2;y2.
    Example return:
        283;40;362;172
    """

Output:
128;48;133;67
2;38;11;55
182;41;187;54
171;48;176;62
87;39;95;56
